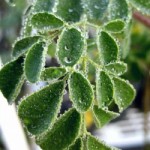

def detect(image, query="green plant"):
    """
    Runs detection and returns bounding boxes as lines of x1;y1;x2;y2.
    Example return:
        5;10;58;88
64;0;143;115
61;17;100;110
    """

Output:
1;0;150;149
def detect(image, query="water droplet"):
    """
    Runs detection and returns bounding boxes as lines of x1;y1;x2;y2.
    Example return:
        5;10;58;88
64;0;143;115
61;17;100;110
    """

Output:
68;9;73;13
94;5;99;9
64;45;69;51
64;57;72;64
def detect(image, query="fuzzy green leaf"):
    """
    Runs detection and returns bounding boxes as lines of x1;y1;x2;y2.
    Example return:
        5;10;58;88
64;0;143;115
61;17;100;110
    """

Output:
33;0;55;12
56;0;83;22
69;138;83;150
0;57;24;103
87;135;119;150
109;0;130;21
31;13;64;31
113;77;136;112
128;0;150;15
12;36;40;58
57;28;84;66
84;0;109;20
104;20;125;33
25;42;46;83
96;71;113;108
98;31;118;64
105;62;127;76
93;105;119;128
41;67;67;81
69;72;94;112
36;108;81;150
18;81;65;135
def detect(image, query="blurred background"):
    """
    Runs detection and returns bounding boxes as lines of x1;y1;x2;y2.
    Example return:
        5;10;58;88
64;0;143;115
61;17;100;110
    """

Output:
0;0;150;150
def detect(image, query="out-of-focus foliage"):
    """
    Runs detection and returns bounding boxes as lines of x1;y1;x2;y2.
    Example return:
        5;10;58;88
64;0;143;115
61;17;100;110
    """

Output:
123;21;150;81
0;0;27;63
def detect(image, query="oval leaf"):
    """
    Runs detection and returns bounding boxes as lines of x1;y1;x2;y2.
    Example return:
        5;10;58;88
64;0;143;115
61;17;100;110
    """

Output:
104;20;125;33
113;77;136;112
96;71;113;108
56;0;83;22
33;0;55;12
87;135;119;150
57;28;84;66
129;0;150;15
18;80;65;135
25;42;46;83
0;57;24;103
84;0;109;20
105;62;127;76
93;105;119;128
41;67;67;81
98;31;118;64
69;72;94;112
31;12;64;31
36;108;81;150
69;138;83;150
108;0;130;21
12;36;40;58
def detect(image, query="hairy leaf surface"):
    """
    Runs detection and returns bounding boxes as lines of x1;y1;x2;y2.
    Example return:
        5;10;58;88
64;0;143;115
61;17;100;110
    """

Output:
33;0;55;12
69;138;83;150
31;13;63;31
18;81;65;135
36;108;81;150
69;72;94;112
113;77;136;112
105;62;127;76
57;28;84;66
12;36;40;58
96;71;113;108
87;135;119;150
93;105;119;128
98;31;118;64
104;20;125;33
25;42;46;83
109;0;130;21
0;57;24;103
84;0;109;20
41;67;66;81
56;0;83;22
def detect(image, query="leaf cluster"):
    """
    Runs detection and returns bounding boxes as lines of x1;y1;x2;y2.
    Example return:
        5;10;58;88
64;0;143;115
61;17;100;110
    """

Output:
1;0;150;149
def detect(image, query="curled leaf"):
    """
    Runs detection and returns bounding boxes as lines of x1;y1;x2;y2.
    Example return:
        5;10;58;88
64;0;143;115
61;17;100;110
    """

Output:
93;105;119;128
113;77;136;112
